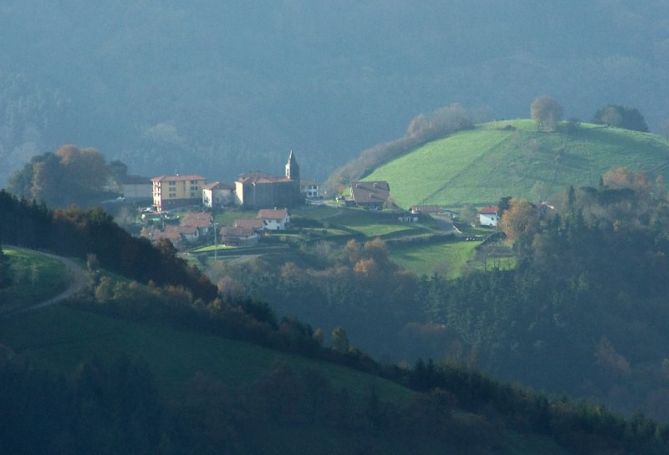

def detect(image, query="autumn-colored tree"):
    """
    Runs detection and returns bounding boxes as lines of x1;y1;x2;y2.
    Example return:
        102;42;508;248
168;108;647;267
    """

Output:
531;96;563;131
499;198;539;243
602;167;649;191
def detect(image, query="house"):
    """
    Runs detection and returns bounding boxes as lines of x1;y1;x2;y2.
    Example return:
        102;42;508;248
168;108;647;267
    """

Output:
233;218;265;232
180;212;213;236
152;175;206;211
141;225;185;247
300;179;321;199
479;206;500;227
202;181;234;208
121;175;153;201
219;226;259;247
351;181;390;209
234;151;302;208
257;208;290;230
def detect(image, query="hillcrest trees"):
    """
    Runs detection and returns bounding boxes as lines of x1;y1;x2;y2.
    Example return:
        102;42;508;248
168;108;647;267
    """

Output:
531;96;563;131
593;104;649;132
8;145;123;208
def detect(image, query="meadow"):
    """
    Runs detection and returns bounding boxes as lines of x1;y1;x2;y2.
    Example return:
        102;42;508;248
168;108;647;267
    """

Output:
365;120;669;207
0;248;70;309
0;303;414;403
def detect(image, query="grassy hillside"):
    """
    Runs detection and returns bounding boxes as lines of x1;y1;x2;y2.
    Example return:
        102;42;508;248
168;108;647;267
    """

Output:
365;120;669;207
0;304;412;404
0;247;70;310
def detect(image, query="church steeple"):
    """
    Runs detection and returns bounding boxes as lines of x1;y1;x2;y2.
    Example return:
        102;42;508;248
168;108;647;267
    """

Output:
285;150;300;182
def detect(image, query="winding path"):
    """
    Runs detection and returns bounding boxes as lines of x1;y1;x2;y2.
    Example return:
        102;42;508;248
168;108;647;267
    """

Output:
1;249;90;317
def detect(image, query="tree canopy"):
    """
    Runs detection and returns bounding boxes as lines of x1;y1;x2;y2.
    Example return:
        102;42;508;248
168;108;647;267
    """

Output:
593;105;649;132
530;96;563;131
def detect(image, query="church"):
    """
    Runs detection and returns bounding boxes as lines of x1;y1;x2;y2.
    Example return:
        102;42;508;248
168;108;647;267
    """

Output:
234;151;303;208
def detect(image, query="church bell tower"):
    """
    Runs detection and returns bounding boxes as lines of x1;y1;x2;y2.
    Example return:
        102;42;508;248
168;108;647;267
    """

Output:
285;150;300;182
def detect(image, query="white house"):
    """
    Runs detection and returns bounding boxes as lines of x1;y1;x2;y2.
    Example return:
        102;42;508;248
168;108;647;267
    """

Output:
479;206;500;227
300;179;321;199
202;181;235;208
257;208;290;231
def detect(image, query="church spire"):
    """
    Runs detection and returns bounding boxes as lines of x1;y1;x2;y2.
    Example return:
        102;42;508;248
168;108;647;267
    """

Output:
285;150;300;182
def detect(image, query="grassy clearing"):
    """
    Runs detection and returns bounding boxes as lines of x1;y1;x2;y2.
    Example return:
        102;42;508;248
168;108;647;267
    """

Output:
391;240;516;279
365;119;669;208
0;248;70;307
0;304;414;404
391;241;482;279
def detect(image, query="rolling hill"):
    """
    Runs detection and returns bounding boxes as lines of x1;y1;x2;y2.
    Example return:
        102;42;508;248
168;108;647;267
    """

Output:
364;120;669;208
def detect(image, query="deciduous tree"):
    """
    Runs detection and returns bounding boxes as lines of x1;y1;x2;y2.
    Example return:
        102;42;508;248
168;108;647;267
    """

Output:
531;96;563;131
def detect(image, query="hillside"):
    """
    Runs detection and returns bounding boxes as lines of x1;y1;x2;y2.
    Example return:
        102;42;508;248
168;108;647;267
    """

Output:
0;247;71;313
4;2;669;186
364;120;669;207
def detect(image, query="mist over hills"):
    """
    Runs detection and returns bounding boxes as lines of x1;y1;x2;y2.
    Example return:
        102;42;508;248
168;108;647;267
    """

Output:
2;0;669;186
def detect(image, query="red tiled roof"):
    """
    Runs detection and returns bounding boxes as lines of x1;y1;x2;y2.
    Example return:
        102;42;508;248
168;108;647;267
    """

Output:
152;175;206;182
351;181;390;204
479;206;499;215
257;208;289;220
233;218;264;230
180;212;212;228
220;226;258;238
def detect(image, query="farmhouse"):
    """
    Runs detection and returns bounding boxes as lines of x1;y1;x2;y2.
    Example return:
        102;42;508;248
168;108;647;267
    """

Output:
152;174;206;211
479;206;500;227
219;226;259;246
351;181;390;209
180;212;213;236
300;179;321;199
234;151;302;209
257;208;290;230
233;218;265;232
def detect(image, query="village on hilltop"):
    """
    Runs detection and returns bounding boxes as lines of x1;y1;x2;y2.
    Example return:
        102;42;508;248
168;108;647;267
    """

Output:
119;151;501;250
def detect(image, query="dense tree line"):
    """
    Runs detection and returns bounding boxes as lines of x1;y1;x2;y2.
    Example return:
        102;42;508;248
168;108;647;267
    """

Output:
326;105;473;191
426;175;669;420
0;190;216;301
213;172;669;421
8;145;126;208
593;105;649;132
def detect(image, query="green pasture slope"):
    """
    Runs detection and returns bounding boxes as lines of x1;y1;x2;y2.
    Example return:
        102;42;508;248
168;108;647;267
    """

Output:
0;304;412;403
0;299;567;454
365;120;669;208
0;247;70;308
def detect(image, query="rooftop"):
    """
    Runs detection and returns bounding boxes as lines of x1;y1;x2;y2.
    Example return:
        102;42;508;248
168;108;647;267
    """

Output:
351;181;390;204
257;208;289;220
479;206;499;215
236;172;289;184
152;175;206;182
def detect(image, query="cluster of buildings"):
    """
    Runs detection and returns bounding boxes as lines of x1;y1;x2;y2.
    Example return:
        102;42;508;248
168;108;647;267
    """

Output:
149;151;313;212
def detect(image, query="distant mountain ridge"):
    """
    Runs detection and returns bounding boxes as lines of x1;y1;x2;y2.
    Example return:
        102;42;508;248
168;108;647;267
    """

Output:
363;120;669;207
3;1;669;189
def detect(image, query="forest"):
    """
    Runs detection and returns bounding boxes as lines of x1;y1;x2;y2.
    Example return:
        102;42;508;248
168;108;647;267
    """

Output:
209;171;669;421
5;185;669;453
3;1;669;187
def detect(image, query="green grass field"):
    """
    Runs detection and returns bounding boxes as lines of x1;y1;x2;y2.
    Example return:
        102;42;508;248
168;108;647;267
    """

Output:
391;241;481;278
0;248;70;308
365;120;669;207
0;304;413;404
391;240;516;279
